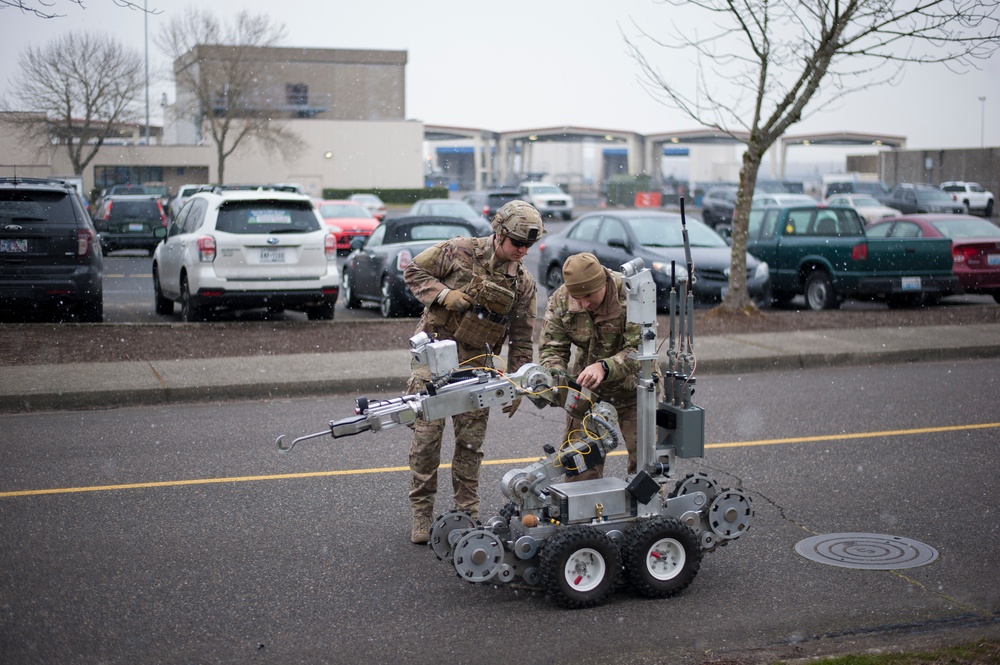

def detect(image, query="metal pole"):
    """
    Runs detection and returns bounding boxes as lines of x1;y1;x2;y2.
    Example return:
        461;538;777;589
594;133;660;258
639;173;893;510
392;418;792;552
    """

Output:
979;96;986;149
144;0;150;145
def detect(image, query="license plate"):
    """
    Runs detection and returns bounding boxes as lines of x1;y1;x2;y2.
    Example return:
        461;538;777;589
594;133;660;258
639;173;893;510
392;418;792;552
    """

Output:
988;254;1000;266
259;248;285;263
901;276;922;291
1;239;28;252
128;223;144;232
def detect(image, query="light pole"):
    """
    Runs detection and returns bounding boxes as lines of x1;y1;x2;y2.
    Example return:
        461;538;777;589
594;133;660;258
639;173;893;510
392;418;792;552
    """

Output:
979;96;986;149
144;0;150;146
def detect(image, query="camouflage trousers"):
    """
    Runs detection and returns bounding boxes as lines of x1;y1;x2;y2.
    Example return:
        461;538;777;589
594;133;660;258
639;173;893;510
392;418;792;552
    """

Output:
408;408;490;519
563;397;637;482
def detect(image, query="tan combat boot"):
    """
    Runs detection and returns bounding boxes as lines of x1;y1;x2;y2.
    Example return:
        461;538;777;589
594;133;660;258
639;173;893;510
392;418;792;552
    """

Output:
411;512;432;545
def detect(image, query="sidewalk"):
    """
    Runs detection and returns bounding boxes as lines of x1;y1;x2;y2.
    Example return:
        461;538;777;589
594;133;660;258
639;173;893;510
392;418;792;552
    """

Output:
3;323;1000;413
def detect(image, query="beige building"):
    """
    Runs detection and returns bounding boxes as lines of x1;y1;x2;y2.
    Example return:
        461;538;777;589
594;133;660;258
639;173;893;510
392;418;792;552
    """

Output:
1;46;423;198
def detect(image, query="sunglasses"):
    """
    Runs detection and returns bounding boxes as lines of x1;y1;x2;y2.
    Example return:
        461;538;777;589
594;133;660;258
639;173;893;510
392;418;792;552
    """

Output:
507;237;534;249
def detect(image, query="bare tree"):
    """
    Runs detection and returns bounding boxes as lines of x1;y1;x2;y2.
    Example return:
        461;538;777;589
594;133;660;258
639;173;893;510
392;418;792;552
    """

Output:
627;0;1000;314
1;31;144;175
1;0;158;19
156;8;305;184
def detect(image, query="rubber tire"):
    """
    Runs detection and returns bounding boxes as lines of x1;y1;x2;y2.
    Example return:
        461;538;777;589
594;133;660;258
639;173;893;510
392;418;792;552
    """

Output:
804;270;839;311
153;267;174;316
545;265;564;291
342;271;361;309
179;275;203;322
539;526;619;609
379;275;401;318
985;200;994;217
624;517;702;599
307;303;335;321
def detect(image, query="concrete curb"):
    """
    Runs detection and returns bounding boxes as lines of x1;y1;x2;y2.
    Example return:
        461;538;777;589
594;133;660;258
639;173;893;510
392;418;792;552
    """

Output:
3;324;999;413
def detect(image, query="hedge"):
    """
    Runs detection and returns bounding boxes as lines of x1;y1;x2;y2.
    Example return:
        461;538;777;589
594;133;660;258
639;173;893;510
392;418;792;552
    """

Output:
321;187;450;204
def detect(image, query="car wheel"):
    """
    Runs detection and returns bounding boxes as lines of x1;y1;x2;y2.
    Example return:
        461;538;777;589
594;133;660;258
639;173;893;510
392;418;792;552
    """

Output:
179;274;203;322
379;275;401;318
342;271;361;309
562;212;572;221
986;200;994;217
545;264;564;291
804;270;840;311
307;303;335;321
153;267;174;316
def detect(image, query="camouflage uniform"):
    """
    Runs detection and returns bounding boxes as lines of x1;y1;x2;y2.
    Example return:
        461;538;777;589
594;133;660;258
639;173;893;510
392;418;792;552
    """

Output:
403;234;537;529
538;268;641;479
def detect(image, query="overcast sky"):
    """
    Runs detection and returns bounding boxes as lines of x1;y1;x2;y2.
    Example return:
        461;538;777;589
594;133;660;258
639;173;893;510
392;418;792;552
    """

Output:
2;0;998;161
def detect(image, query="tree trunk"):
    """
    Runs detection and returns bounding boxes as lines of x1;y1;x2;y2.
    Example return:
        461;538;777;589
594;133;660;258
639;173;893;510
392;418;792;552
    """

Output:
718;146;763;313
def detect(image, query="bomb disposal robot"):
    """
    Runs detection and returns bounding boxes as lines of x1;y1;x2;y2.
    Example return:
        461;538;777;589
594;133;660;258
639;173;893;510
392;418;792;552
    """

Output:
277;242;752;608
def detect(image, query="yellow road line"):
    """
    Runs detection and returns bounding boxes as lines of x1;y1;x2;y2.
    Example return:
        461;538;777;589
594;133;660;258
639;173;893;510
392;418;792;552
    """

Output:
2;421;997;499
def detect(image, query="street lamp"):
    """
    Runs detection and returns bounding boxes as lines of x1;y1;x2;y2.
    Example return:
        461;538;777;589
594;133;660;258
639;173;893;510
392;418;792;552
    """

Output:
979;96;986;149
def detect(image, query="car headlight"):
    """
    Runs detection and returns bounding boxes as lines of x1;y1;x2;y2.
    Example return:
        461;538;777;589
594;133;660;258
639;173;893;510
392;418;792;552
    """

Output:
754;261;769;280
651;261;690;284
327;224;343;234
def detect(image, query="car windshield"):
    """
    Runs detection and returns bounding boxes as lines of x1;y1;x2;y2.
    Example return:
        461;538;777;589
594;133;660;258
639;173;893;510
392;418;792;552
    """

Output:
848;196;882;207
319;203;371;218
216;200;321;234
352;195;382;205
388;222;473;243
916;189;954;203
930;218;1000;239
108;200;159;220
530;185;563;194
0;192;72;223
629;215;727;248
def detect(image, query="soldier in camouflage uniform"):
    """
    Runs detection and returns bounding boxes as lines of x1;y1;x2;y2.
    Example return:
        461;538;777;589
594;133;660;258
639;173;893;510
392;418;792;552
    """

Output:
538;252;641;481
402;200;543;544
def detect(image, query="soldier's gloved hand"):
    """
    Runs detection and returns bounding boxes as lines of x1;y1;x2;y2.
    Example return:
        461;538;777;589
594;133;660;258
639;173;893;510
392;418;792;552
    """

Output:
442;289;474;313
502;396;522;418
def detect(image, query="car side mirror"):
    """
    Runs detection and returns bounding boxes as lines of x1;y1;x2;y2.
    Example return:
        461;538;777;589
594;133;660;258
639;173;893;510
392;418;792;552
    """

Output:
350;236;366;251
608;238;630;251
154;227;167;239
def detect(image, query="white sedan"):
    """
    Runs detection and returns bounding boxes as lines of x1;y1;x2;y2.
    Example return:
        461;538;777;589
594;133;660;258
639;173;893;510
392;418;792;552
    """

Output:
153;188;340;321
824;193;901;224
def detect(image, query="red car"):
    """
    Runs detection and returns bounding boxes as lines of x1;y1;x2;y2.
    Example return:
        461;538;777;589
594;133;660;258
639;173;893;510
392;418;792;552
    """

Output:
866;214;1000;303
315;200;381;253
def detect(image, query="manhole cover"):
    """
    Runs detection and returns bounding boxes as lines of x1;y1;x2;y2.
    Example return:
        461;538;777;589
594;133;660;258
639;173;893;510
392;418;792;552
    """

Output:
795;533;938;570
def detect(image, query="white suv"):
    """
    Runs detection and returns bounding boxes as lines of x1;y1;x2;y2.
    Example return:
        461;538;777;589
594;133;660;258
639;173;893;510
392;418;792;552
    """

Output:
518;182;574;220
940;181;994;217
152;188;340;321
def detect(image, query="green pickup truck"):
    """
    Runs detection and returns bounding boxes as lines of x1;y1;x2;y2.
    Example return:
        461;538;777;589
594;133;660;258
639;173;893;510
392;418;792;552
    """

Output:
747;204;958;310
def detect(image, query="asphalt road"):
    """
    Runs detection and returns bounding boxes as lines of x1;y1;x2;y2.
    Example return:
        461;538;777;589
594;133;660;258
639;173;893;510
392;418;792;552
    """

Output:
2;359;997;663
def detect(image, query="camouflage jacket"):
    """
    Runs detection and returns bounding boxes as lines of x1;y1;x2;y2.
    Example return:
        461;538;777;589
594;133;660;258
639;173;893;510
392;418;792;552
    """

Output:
538;269;640;402
404;235;537;371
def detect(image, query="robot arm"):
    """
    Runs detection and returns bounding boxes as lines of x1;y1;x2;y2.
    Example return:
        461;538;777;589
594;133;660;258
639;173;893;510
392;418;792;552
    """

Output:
275;332;598;453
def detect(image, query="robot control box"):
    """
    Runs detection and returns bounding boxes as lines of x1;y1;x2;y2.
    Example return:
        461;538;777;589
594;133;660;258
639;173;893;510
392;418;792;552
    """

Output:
547;477;635;524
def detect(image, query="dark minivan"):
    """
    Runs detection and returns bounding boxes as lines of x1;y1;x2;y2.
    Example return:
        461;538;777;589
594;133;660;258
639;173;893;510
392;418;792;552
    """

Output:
93;194;168;255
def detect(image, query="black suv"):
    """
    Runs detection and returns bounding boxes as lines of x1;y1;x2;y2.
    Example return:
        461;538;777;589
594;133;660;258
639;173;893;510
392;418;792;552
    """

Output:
0;177;103;322
700;185;739;229
462;189;521;220
93;194;168;255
